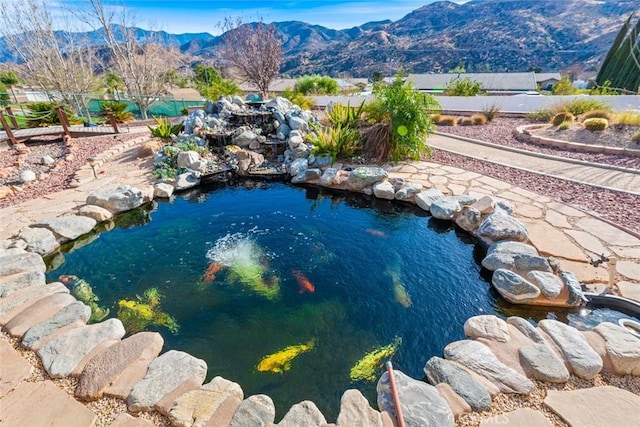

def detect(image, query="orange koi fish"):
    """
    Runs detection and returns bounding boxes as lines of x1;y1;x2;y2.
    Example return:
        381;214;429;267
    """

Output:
366;228;388;238
293;270;315;294
203;262;223;282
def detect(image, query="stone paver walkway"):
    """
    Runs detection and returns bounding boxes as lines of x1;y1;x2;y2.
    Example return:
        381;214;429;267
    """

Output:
430;133;640;195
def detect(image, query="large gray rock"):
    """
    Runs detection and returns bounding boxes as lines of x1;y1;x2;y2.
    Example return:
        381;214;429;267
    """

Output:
289;158;308;177
539;319;603;379
452;194;477;206
373;181;396;200
277;401;326;427
229;394;276;427
506;317;545;344
336;389;392;427
559;270;587;305
519;344;570;383
477;213;528;242
291;168;321;184
37;319;125;378
594;322;640;375
0;252;46;276
177;151;202;170
527;271;564;299
430;198;462;220
513;254;552;272
31;215;96;243
232;129;261;148
0;271;45;297
377;369;454;427
471;195;495;214
443;340;534;394
18;227;59;255
288;116;309;132
346;167;388;191
127;350;207;413
415;189;444;212
464;315;510;343
265;97;293;114
491;269;541;303
394;183;423;201
455;207;482;232
75;332;164;401
481;241;539;271
3;293;76;338
320;168;338;186
22;301;91;349
174;172;201;191
153;183;174;199
423;357;492;411
86;185;148;214
169;376;244;427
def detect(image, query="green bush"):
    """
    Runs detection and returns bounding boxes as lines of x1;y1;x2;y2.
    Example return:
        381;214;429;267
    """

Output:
471;114;488;125
552;112;575;126
192;64;239;100
583;118;609;131
481;104;501;121
281;88;315;110
434;115;457;126
579;109;612;122
613;111;640;126
25;102;79;127
364;76;440;161
99;101;134;123
459;117;474;126
527;109;554;123
551;76;577;95
310;124;360;164
444;77;482;96
557;121;571;131
148;116;183;140
0;82;9;107
553;99;610;116
327;101;366;129
294;75;339;95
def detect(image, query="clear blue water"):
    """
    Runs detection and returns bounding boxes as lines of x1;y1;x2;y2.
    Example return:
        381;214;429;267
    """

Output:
47;182;505;419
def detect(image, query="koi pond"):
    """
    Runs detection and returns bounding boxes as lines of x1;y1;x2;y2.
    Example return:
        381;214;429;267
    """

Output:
47;182;582;419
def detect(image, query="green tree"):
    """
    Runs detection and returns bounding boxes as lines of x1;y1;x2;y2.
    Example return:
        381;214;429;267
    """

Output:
448;62;466;73
370;71;384;83
444;77;482;96
596;13;640;94
552;75;577;95
294;75;339;95
0;82;9;106
103;71;124;97
192;64;239;100
0;71;20;86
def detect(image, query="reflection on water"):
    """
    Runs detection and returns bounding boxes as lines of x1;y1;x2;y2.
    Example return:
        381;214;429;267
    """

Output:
46;182;557;420
567;307;636;331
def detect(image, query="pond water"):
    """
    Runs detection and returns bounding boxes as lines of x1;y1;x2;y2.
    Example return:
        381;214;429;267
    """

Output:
45;182;581;419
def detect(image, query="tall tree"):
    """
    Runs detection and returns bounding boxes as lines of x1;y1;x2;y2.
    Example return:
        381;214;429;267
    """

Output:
596;13;640;94
79;0;185;119
218;18;283;99
0;0;100;116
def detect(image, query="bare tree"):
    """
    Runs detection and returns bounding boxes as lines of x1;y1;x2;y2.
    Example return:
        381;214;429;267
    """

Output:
218;18;283;99
0;0;100;117
79;0;185;119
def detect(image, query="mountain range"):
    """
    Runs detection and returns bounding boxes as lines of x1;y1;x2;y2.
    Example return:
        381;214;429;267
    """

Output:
1;0;637;77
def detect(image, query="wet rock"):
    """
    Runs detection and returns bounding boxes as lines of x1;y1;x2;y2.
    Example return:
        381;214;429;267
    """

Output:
477;213;528;242
506;317;545;344
31;216;96;243
235;150;264;176
232;129;261;148
22;301;91;349
174;172;201;191
377;368;454;426
430;198;462;220
423;357;492;411
127;350;207;413
153;183;174;199
78;205;113;222
177;151;202;170
491;269;540;303
291;168;321;184
345;167;388;191
229;394;276;427
593;322;640;375
527;271;563;298
444;340;534;394
455;207;482;232
539;319;603;379
559;270;587;305
75;332;164;401
18;227;59;255
519;344;570;383
289;158;308;177
394;183;423;201
415;189;444;212
336;389;391;427
320;168;338;186
86;185;148;214
464;315;510;343
278;400;326;427
38;318;125;378
169;376;244;427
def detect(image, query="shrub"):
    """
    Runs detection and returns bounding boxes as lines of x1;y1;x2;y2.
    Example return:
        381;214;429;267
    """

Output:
481;104;501;121
527;109;554;123
148;116;183;140
551;112;575;126
281;88;315;110
0;82;9;107
434;115;457;126
553;99;610;116
310;124;360;163
557;121;571;131
632;130;640;143
294;75;339;95
459;117;474;126
579;109;612;122
327;101;366;129
583;118;609;131
444;77;482;96
99;101;134;123
613;111;640;126
471;114;488;125
25;102;79;127
551;76;577;95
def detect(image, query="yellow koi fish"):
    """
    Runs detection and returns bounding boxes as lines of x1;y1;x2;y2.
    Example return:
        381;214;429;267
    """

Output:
350;337;402;382
256;339;316;373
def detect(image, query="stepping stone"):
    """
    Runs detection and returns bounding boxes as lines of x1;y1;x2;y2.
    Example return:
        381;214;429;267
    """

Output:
38;318;126;378
0;282;69;325
3;292;76;337
443;340;533;394
277;400;327;427
435;383;471;420
0;271;46;297
0;381;96;427
476;324;537;377
593;322;640;375
76;332;164;401
522;218;588;261
229;394;276;427
32;215;97;242
424;356;492;411
127;350;207;413
464;315;510;343
519;344;570;383
0;340;32;398
168;376;243;427
109;413;155;427
539;319;603;379
336;389;393;427
0;252;46;276
506;317;545;344
544;386;640;427
22;301;91;350
377;369;454;427
479;408;552;426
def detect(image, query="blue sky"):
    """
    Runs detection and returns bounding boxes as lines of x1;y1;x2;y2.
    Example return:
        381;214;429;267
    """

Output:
58;0;466;34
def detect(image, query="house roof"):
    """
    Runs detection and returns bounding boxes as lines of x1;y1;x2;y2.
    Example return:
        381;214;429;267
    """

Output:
238;79;297;93
164;88;203;101
534;72;562;83
407;72;538;91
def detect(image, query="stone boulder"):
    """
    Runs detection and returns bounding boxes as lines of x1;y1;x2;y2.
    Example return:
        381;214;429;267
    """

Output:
0;252;46;276
288;158;308;177
373;181;396;200
18;227;59;255
519;344;570;383
464;315;510;343
593;322;640;375
32;216;96;243
278;400;326;427
235;149;264;176
377;368;454;427
452;194;477;206
435;383;471;420
153;183;174;199
423;357;492;411
229;394;275;427
77;205;113;222
527;271;563;299
232;129;262;148
174;172;201;191
336;389;392;427
430;198;462;220
0;271;45;298
345;167;388;191
177;151;202;170
506;317;545;344
491;269;541;303
20;170;36;183
455;207;482;232
288;116;309;132
415;189;444;212
320;168;338;186
21;301;91;350
395;183;423;201
0;281;68;323
471;195;495;214
86;185;148;214
559;270;587;305
477;213;528;243
291;168;321;184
